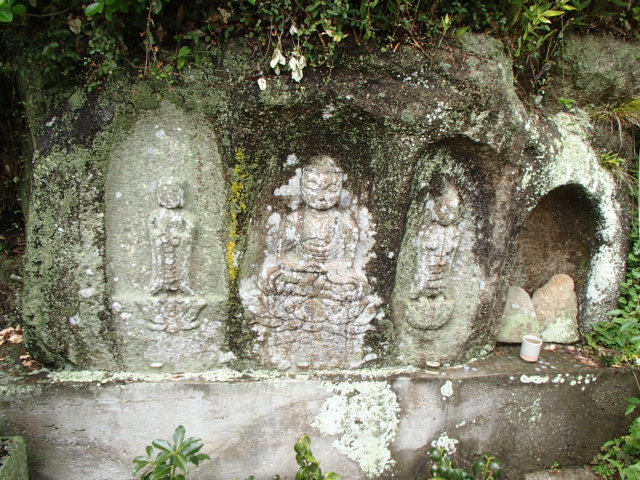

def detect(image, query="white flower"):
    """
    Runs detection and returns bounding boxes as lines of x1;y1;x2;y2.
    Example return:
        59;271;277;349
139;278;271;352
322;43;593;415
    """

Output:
289;56;304;82
289;24;299;35
257;77;267;91
269;47;286;71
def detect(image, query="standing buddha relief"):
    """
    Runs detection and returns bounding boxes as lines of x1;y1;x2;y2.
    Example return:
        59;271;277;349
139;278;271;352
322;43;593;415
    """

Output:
240;155;381;369
404;184;461;330
141;178;205;333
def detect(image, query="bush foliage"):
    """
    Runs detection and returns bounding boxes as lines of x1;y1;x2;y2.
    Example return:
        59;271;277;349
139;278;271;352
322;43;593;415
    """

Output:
0;0;639;86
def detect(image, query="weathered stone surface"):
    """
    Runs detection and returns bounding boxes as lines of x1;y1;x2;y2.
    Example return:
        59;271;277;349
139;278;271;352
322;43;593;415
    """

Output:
497;286;539;343
551;35;640;107
533;274;579;344
524;467;599;480
104;102;232;372
393;183;479;365
0;257;21;330
21;35;629;370
546;36;640;160
0;351;636;480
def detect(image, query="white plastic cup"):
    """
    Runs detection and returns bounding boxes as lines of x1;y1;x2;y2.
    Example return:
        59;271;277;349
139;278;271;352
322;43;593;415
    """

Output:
520;335;543;362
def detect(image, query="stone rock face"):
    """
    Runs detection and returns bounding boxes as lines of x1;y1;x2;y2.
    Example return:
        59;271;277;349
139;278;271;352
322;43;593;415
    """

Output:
552;35;640;107
532;274;579;343
497;286;539;343
2;357;638;480
524;468;599;480
21;35;628;370
393;184;475;364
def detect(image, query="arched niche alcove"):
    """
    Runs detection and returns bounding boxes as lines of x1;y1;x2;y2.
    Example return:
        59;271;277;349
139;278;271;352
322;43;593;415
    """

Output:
509;183;600;324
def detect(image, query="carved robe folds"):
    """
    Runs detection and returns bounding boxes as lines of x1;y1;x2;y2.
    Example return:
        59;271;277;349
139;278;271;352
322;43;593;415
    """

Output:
143;180;206;332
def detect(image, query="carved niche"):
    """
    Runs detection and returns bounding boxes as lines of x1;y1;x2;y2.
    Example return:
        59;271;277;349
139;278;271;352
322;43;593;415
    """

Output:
105;104;231;371
240;155;381;369
404;184;461;330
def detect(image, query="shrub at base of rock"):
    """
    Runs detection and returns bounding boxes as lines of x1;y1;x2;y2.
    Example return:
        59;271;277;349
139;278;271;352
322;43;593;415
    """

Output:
0;436;28;480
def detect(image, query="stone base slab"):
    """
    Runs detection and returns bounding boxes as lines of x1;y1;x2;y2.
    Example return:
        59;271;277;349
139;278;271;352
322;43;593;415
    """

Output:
0;350;636;480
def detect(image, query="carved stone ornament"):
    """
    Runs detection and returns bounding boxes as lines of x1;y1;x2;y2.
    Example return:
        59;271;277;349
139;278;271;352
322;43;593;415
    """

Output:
144;179;206;332
138;296;206;333
240;156;381;369
405;185;461;330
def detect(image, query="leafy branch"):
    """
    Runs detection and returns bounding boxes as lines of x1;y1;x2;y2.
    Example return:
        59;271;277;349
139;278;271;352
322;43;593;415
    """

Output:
133;425;210;480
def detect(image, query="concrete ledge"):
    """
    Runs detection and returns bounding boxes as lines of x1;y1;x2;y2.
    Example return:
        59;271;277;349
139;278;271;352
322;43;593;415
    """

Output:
0;349;636;480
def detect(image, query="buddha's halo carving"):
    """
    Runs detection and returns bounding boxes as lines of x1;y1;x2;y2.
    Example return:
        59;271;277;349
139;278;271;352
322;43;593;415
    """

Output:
240;155;381;369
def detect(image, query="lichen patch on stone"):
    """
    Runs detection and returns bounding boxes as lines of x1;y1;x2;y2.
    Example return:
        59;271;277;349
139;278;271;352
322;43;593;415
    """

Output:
313;381;400;477
431;432;459;455
520;374;549;384
440;380;454;398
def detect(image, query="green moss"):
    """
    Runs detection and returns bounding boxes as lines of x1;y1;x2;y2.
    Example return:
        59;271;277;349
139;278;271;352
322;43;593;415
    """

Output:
130;82;162;111
227;149;256;282
68;89;87;112
225;148;259;358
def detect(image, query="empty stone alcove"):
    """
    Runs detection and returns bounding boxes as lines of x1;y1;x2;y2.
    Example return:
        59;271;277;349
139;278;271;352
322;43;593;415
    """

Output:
508;183;601;336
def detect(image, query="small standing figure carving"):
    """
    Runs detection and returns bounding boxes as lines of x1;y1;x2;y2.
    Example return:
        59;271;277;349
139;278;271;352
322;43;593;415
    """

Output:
148;180;196;296
407;184;461;330
141;179;205;333
241;155;380;369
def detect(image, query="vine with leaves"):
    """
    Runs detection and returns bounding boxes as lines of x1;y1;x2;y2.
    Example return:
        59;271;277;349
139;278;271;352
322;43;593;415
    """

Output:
0;0;638;90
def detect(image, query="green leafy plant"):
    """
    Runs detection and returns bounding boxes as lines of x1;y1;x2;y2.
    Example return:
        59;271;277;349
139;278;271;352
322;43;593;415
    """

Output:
509;0;576;58
428;448;502;480
593;98;640;150
472;455;503;480
588;221;640;366
595;98;640;130
598;151;636;194
293;434;340;480
0;0;25;23
593;395;640;479
601;151;627;169
557;97;576;110
243;434;339;480
1;0;638;88
133;425;210;480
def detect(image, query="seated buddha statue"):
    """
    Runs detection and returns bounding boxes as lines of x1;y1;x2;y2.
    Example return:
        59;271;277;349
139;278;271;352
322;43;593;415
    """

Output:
259;155;369;302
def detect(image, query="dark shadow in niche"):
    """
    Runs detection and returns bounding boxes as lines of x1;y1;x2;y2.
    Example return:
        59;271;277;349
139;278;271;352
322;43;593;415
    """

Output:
509;183;600;323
